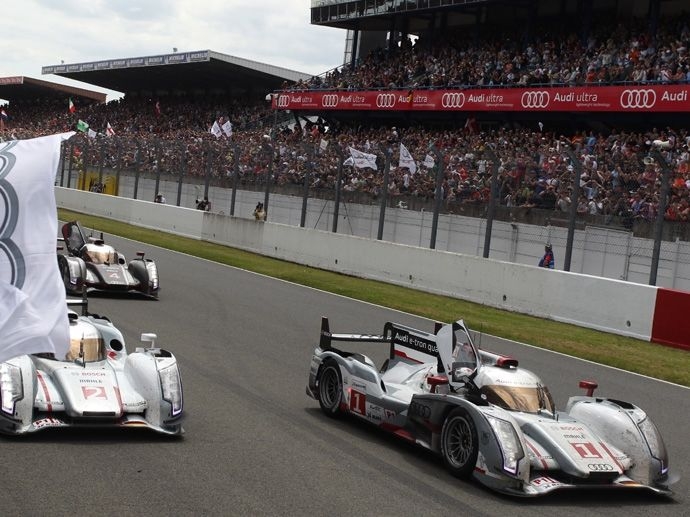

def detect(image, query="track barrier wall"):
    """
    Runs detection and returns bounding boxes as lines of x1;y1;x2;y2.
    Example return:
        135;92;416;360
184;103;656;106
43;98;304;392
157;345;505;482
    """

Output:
56;187;690;348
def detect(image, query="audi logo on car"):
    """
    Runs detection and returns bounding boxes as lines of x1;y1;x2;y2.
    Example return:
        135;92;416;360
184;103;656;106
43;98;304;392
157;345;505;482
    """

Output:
441;92;466;109
620;89;656;109
521;91;550;109
322;94;339;108
277;95;290;108
587;464;615;471
376;93;396;108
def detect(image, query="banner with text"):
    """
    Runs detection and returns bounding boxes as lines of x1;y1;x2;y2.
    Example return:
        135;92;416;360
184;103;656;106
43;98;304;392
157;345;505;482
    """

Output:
272;84;690;113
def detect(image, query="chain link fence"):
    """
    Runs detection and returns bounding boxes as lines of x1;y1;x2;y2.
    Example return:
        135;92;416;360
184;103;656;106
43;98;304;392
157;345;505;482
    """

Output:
58;133;690;290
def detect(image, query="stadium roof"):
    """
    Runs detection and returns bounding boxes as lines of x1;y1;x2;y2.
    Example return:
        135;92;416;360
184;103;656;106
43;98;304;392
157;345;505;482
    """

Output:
0;76;106;104
42;50;313;98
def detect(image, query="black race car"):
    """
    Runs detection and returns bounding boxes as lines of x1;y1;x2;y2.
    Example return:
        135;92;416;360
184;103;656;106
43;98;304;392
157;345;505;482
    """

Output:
58;221;159;298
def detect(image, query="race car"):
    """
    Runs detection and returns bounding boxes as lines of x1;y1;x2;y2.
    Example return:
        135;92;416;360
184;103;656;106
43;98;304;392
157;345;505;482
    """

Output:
58;220;159;298
306;317;676;496
0;297;184;436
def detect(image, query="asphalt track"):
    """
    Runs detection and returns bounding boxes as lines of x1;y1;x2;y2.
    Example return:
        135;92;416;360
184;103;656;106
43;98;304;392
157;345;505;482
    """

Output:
5;233;689;517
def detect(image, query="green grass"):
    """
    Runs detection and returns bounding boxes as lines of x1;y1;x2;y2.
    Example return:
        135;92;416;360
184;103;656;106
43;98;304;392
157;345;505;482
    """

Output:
59;208;690;387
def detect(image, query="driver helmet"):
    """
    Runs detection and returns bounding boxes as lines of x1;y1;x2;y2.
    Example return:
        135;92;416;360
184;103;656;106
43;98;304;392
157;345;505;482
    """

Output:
545;243;552;251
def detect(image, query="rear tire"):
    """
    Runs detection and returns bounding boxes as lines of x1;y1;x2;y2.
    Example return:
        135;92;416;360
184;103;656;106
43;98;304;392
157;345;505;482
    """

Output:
441;407;479;479
317;360;343;418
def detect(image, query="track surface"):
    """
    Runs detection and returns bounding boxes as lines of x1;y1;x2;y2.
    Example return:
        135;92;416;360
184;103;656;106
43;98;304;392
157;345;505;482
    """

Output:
5;234;689;516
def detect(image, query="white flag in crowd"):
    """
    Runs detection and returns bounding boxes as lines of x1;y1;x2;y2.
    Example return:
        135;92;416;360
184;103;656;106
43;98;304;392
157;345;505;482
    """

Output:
106;122;116;136
319;139;328;154
210;120;222;138
422;154;435;169
87;128;98;139
399;143;417;174
343;156;354;167
348;146;378;170
222;121;233;137
0;132;74;363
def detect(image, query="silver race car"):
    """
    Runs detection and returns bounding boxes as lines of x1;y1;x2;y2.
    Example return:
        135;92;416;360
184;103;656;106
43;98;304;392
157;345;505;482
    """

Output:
306;317;676;496
58;221;159;299
0;298;183;436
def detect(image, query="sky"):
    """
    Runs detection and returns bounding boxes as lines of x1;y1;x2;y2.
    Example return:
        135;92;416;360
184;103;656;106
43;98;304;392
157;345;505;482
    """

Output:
2;0;346;99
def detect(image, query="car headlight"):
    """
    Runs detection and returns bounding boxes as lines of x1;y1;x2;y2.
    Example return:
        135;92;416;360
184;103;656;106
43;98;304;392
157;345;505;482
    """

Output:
159;364;182;416
0;363;23;415
486;415;524;475
146;262;158;290
638;417;668;473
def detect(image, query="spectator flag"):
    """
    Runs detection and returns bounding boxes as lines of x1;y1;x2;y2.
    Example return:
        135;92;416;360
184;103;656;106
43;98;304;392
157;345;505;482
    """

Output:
0;132;74;363
319;138;328;155
0;109;7;129
68;98;76;113
399;143;417;174
106;122;116;136
221;120;233;137
210;120;222;138
76;120;89;133
348;146;378;170
422;154;435;169
538;121;544;132
87;128;97;139
154;100;161;117
343;156;354;167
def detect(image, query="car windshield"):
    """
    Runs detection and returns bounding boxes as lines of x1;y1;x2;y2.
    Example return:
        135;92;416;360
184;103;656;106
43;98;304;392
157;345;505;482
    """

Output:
83;244;116;265
66;336;106;362
480;384;555;413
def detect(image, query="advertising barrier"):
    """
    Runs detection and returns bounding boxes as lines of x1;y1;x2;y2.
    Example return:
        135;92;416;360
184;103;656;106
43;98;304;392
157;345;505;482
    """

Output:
272;84;690;113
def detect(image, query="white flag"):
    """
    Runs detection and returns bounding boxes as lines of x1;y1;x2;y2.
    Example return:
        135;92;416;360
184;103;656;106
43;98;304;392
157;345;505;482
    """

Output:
106;122;116;136
399;143;417;174
0;132;74;363
319;139;328;154
343;156;354;167
87;128;97;139
210;120;222;138
222;120;233;137
348;146;378;170
422;154;435;169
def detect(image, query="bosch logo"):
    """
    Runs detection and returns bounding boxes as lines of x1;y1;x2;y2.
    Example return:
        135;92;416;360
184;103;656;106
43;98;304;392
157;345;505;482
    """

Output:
376;93;396;108
322;94;339;108
276;95;289;108
441;92;466;109
521;91;550;109
620;89;656;109
587;464;614;471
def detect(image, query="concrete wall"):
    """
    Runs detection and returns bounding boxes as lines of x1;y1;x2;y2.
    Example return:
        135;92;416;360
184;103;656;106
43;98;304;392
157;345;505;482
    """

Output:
57;187;667;344
77;174;690;291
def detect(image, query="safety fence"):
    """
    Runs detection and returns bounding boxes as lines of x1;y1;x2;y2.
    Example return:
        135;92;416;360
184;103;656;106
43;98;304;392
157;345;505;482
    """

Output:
57;133;690;288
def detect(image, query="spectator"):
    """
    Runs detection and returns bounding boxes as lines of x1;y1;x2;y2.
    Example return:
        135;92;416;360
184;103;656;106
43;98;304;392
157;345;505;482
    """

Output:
196;197;211;211
538;243;555;269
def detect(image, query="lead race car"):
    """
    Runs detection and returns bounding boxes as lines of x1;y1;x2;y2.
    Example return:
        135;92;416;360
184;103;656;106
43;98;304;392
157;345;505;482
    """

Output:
306;317;676;496
58;220;159;298
0;296;184;436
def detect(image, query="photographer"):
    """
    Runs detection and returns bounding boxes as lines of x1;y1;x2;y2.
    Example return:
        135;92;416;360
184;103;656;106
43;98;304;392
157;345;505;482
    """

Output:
195;197;211;211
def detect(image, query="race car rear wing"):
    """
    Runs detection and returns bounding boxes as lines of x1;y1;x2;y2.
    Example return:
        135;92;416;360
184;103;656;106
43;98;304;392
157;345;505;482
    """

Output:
319;317;444;371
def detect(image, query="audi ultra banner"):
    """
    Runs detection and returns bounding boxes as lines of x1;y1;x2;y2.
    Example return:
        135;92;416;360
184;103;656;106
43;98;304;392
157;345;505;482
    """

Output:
272;84;689;112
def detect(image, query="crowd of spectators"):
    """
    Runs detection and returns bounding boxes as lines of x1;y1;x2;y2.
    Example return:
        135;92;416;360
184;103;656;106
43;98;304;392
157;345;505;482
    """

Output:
290;14;690;90
1;13;690;227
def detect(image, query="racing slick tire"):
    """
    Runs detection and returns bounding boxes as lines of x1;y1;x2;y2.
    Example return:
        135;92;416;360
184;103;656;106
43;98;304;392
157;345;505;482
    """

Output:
317;359;343;418
440;407;479;479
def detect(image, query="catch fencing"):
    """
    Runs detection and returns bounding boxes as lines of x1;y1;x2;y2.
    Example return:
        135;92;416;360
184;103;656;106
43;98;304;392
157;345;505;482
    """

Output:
57;133;690;290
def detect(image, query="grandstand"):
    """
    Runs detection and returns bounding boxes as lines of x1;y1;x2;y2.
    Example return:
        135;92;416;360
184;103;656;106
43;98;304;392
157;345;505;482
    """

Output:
2;0;690;247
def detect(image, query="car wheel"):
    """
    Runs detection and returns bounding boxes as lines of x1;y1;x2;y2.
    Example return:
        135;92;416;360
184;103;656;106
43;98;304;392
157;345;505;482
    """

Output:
317;360;342;418
441;407;479;479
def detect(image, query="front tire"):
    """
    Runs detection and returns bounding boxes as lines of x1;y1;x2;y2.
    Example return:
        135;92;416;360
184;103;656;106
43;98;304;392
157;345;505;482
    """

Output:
441;407;479;479
317;360;342;418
